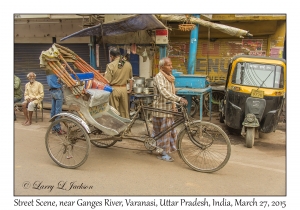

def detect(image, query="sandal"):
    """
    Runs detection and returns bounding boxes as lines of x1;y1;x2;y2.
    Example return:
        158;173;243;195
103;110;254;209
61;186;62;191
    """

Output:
157;154;174;162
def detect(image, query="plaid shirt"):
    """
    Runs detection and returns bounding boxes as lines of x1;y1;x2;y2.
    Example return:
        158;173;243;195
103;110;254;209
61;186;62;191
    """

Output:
152;72;181;117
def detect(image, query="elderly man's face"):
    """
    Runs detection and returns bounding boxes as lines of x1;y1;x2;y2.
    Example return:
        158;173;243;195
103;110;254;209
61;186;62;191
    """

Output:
28;74;36;83
161;59;173;75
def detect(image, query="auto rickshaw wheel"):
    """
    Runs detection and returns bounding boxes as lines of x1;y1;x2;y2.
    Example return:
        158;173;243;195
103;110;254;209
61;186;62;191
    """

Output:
245;127;255;148
219;112;225;123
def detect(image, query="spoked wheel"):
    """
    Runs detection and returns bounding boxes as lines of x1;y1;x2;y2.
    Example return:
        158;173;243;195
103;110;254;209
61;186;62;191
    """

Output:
177;121;231;173
204;91;225;115
177;98;198;117
189;98;198;117
45;117;91;169
91;131;118;148
245;127;255;148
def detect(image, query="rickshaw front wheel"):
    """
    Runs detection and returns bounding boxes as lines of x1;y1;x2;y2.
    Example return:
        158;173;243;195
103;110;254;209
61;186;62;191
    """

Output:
177;121;231;173
45;117;91;169
245;127;255;148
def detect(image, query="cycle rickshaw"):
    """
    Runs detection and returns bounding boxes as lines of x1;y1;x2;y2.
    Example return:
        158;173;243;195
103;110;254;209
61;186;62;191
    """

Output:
40;44;231;173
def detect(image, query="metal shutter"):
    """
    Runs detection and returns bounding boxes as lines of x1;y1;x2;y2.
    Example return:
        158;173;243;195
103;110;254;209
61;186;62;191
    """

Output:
195;37;268;81
152;38;268;80
97;43;109;73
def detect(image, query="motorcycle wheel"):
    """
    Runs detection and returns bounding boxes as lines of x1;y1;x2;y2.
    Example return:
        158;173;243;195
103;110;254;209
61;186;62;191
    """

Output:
245;127;255;148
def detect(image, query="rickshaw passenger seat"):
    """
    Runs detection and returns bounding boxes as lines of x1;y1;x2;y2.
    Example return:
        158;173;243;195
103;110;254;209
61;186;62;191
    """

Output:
86;89;110;107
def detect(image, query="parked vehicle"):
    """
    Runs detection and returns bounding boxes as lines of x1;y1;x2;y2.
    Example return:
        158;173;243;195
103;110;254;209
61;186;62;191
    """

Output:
219;55;286;148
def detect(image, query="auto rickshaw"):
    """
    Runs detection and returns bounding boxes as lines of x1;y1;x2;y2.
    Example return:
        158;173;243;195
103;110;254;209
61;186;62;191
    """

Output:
219;55;286;148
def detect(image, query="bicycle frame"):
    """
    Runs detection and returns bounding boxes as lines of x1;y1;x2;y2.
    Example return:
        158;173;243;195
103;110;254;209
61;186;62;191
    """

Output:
121;96;197;146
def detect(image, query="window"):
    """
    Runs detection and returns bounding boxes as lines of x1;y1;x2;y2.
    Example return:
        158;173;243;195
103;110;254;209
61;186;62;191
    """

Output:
231;62;284;89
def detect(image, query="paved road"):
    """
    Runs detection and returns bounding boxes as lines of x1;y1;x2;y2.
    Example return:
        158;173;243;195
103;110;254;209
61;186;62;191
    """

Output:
13;110;286;197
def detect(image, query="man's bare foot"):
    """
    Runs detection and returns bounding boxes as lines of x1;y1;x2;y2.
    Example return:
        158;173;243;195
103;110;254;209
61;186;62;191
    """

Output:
24;121;31;126
22;120;28;125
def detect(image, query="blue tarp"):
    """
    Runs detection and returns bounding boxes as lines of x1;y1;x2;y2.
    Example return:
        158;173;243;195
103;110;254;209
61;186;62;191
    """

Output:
61;14;166;41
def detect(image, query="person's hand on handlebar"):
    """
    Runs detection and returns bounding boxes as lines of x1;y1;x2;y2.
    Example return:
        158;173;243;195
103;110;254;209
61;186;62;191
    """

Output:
180;97;188;106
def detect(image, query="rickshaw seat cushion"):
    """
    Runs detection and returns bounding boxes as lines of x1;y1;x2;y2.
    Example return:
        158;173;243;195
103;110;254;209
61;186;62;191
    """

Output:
86;89;110;107
70;72;94;81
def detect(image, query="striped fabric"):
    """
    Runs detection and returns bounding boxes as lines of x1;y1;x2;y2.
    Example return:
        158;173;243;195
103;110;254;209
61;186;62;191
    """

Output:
152;72;181;118
152;117;177;153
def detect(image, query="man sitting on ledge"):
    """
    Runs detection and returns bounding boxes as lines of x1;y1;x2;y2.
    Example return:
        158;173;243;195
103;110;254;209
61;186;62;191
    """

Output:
22;72;44;126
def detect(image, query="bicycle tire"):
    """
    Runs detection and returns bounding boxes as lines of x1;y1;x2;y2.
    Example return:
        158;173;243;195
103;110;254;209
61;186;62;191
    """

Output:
45;117;91;169
204;91;225;113
190;99;198;117
245;127;255;148
176;99;198;117
177;120;231;173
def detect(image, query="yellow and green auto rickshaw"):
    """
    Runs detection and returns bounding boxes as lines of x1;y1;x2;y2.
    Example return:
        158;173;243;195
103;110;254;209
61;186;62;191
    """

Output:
219;55;286;148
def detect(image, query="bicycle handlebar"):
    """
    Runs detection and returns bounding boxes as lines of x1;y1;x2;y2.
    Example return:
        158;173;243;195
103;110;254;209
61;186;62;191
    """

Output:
166;101;186;107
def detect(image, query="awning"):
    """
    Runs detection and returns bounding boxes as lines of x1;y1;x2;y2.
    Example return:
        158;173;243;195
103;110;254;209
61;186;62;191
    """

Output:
61;14;166;41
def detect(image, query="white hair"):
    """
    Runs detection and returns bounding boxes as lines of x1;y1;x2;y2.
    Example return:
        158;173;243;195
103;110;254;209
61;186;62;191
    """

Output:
27;72;36;78
158;57;171;69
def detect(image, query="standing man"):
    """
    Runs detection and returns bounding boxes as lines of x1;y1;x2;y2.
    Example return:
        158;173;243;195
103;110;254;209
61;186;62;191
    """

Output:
105;48;133;118
22;72;44;126
46;68;65;134
14;75;22;121
152;57;188;162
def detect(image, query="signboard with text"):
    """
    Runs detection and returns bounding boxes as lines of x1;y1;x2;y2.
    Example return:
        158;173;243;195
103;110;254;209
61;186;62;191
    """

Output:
155;29;168;44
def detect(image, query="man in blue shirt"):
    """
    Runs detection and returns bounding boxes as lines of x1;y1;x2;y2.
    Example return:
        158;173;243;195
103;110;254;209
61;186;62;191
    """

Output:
46;69;65;135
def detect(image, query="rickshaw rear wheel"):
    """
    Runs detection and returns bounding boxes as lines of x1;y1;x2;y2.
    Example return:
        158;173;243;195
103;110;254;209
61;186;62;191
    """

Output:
177;121;231;173
245;127;255;148
45;117;91;169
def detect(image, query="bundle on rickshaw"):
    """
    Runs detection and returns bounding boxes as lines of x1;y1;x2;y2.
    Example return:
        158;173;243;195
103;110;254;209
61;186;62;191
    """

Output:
39;43;112;98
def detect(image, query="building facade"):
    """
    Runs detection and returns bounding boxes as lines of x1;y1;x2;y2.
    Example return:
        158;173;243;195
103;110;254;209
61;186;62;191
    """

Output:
14;14;286;102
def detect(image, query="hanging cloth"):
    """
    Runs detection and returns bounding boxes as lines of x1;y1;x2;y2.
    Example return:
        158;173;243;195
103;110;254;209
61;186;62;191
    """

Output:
131;43;137;54
142;48;148;62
